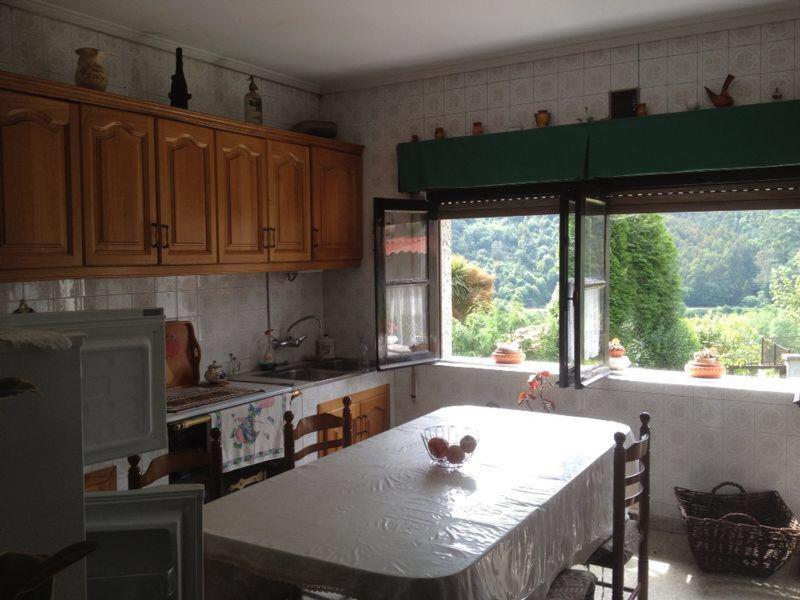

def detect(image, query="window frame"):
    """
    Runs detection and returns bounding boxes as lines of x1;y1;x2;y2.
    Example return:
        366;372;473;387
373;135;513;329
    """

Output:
374;197;441;370
376;173;800;385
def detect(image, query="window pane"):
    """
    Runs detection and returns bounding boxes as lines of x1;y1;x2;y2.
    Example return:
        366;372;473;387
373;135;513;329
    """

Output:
583;284;605;368
385;284;429;357
385;210;428;281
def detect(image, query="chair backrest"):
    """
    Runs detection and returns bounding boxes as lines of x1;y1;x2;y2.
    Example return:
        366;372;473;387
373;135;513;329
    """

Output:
611;412;651;600
283;396;352;469
128;427;223;501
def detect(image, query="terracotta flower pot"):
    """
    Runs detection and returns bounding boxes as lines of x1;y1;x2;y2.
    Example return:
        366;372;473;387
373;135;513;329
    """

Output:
685;361;725;379
610;348;626;358
491;350;524;365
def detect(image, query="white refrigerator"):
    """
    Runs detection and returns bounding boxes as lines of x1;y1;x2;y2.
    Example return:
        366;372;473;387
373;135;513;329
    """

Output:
0;309;203;600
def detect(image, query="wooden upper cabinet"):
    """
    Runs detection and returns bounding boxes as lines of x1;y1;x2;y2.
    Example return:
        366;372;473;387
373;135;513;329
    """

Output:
311;147;362;261
82;106;158;266
268;141;311;262
216;131;268;264
157;119;217;265
0;90;82;269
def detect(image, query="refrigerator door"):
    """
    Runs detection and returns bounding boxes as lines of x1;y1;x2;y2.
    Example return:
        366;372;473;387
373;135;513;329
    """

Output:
0;337;87;600
0;309;167;463
85;485;204;600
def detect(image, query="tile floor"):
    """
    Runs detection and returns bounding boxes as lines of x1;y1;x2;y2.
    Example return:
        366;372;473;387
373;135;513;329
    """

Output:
591;530;800;599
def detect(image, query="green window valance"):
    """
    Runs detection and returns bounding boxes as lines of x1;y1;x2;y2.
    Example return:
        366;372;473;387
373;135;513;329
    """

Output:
396;100;800;192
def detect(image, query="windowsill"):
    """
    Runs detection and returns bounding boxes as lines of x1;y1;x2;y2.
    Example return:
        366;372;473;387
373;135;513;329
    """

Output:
435;356;799;396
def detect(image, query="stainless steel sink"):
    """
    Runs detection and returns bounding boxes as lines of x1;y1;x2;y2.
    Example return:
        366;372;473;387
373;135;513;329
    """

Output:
230;358;366;385
270;367;348;381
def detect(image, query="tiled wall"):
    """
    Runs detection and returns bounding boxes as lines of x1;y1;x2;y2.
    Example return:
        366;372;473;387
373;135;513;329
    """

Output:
400;364;799;526
0;3;319;128
319;17;800;360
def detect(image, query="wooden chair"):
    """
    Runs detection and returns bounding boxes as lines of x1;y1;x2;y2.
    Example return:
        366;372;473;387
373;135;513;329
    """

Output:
128;427;223;501
546;568;597;600
587;412;651;600
283;396;352;469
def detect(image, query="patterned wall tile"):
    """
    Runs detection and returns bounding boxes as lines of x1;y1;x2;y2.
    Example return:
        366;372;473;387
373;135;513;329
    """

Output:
762;39;795;73
639;39;667;60
610;61;638;90
558;69;583;98
762;21;794;42
444;88;466;114
668;35;698;56
584;48;610;67
762;70;794;101
465;84;488;111
509;61;533;79
533;73;558;100
534;57;558;75
730;25;761;47
509;77;533;105
640;57;667;87
698;48;729;80
487;65;509;82
610;44;638;64
487;80;509;107
444;72;464;89
584;65;610;95
699;30;729;51
558;53;584;72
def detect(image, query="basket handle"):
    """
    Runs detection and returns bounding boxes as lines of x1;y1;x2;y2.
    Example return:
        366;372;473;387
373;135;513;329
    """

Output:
718;512;761;526
711;482;746;495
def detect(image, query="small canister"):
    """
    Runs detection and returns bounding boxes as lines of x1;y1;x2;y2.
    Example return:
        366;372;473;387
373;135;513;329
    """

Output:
317;334;336;360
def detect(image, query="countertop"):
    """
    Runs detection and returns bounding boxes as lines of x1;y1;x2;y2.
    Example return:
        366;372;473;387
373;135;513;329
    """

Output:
166;367;374;423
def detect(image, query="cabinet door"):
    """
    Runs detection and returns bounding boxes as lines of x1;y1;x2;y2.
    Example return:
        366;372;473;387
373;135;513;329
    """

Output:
82;106;158;265
311;147;362;261
216;131;268;263
157;119;217;264
0;90;82;269
268;140;311;262
357;386;389;442
316;396;359;458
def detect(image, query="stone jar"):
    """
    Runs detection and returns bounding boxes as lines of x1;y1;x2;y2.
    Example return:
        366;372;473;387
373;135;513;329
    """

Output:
74;48;107;91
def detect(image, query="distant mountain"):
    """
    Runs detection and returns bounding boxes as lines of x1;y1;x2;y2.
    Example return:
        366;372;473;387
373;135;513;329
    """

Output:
450;210;800;309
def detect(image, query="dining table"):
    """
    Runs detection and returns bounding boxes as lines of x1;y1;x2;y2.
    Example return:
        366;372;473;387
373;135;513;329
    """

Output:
203;405;632;600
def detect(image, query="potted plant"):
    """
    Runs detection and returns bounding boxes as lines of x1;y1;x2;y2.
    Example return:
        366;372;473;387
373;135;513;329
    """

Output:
517;371;555;413
491;341;524;365
685;347;726;379
609;338;626;358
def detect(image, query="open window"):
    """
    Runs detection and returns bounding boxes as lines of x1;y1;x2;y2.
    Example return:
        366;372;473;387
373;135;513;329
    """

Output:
557;187;611;388
374;198;441;370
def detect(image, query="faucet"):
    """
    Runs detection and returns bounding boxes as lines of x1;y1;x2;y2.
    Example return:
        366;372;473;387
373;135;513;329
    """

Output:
273;314;322;349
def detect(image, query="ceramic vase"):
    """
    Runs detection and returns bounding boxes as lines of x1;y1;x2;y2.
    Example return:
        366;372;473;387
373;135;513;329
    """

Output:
635;103;648;117
434;127;445;139
472;121;484;135
535;110;551;127
74;48;107;91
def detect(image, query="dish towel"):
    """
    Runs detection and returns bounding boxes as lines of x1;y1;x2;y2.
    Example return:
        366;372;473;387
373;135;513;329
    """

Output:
212;394;286;472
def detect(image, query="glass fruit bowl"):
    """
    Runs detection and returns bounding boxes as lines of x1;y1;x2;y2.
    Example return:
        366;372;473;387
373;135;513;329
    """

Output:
420;425;479;469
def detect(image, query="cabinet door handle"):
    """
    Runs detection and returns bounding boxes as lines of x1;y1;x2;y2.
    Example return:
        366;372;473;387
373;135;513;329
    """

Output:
150;223;160;248
364;416;369;436
262;227;270;250
312;227;319;248
269;227;276;248
161;224;170;249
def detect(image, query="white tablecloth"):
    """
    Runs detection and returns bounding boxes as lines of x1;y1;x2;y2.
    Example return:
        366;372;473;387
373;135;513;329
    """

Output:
204;406;631;600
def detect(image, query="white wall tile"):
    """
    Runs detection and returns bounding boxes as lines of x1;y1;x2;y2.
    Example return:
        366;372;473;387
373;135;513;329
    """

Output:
610;61;638;90
699;30;728;51
534;57;558;75
533;74;558;100
639;39;667;59
640;57;667;87
584;65;610;95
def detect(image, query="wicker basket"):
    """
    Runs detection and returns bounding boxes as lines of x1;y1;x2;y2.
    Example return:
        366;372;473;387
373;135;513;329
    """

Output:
674;482;800;577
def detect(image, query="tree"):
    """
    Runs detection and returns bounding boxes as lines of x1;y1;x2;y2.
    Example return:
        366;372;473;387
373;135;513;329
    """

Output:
610;215;697;369
771;250;800;321
451;254;495;320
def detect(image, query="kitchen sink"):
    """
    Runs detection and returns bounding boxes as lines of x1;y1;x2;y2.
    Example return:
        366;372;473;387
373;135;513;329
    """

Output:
270;367;348;381
230;358;366;385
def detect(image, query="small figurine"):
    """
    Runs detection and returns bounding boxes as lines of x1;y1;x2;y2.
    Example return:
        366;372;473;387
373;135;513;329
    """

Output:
434;127;445;139
704;74;734;108
168;47;191;109
772;87;783;101
472;121;484;135
244;75;263;124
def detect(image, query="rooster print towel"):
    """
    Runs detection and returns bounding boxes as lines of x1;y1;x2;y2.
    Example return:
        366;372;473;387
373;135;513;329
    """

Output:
212;394;286;472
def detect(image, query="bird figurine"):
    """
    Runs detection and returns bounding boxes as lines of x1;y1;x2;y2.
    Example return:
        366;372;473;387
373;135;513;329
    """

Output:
705;74;735;108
